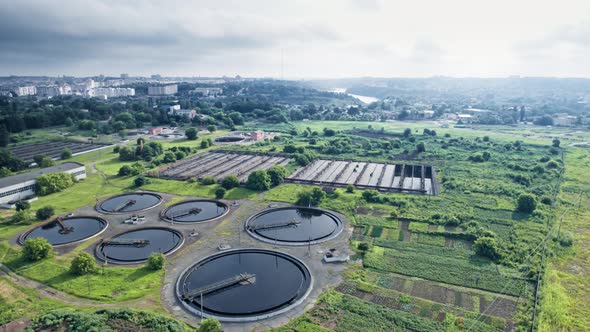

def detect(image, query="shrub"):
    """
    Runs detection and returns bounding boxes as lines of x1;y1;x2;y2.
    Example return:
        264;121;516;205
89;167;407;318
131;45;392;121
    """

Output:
174;151;186;160
147;253;165;270
207;125;216;133
547;160;559;169
215;187;226;199
36;206;55;220
61;148;72;160
416;142;425;153
197;318;223;332
10;210;32;224
247;170;271;191
556;232;573;247
118;165;132;176
23;238;53;261
113;145;120;153
201;176;216;185
296;186;326;206
362;190;381;203
517;193;537;213
267;165;287;187
473;236;500;260
357;242;370;252
346;184;355;193
15;200;30;211
185;127;198;140
221;175;240;189
200;139;210;149
35;172;74;196
552;139;560;147
162;151;176;163
70;252;99;275
134;175;150;187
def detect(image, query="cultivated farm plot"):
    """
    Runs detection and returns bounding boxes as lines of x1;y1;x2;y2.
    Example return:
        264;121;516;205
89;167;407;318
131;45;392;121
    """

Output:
156;151;290;182
6;141;112;163
287;159;439;195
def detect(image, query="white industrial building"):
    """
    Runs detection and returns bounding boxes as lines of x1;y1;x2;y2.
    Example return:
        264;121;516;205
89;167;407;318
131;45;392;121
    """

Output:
0;162;86;205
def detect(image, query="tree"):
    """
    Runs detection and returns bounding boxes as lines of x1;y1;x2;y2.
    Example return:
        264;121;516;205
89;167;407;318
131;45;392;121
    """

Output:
35;173;74;195
64;117;74;127
200;139;210;149
15;200;30;211
207;125;217;133
221;175;240;190
517;193;537;213
0;125;9;147
247;170;271;191
483;136;490;142
36;206;54;220
23;238;53;261
267;165;287;187
215;187;226;199
61;148;72;160
33;155;55;167
473;237;500;260
296;187;326;206
197;318;223;332
185;128;198;140
70;252;99;275
552;139;560;148
403;128;412;137
147;253;165;270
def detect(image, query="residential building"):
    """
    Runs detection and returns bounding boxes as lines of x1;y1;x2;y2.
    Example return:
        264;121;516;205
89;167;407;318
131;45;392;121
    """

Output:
15;86;37;96
251;131;265;141
190;87;223;96
553;116;577;127
89;87;135;98
148;127;164;135
0;162;86;205
176;109;197;119
160;104;181;115
148;84;177;95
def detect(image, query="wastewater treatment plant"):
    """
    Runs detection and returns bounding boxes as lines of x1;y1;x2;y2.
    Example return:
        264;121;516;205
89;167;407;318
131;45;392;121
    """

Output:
1;120;577;332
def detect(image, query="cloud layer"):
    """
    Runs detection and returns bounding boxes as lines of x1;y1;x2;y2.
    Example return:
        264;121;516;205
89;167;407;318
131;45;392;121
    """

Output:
1;0;590;77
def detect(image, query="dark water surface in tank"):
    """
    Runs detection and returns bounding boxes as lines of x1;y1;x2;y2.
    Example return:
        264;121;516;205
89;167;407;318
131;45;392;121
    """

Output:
96;227;182;263
99;193;161;213
23;217;107;246
248;207;341;243
180;249;311;316
163;200;227;223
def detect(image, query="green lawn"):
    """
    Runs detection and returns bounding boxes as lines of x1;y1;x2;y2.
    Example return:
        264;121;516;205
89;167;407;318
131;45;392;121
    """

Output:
0;242;163;303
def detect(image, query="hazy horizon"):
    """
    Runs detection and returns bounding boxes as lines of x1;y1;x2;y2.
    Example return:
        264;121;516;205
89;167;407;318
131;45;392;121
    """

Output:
2;0;590;78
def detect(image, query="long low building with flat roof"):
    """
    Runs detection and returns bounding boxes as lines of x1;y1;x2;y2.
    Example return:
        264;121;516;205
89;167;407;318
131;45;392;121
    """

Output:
0;162;86;205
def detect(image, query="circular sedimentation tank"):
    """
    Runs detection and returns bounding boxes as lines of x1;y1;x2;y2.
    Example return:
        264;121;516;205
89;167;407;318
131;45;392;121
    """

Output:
161;200;229;223
214;136;246;143
177;248;312;322
95;227;183;264
97;192;162;214
20;216;108;246
245;207;343;246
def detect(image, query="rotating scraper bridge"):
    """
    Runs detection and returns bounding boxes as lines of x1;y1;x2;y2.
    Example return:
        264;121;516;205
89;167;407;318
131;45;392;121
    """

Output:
154;151;438;195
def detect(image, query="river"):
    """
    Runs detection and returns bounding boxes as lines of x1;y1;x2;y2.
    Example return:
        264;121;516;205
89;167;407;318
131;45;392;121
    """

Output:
330;88;379;104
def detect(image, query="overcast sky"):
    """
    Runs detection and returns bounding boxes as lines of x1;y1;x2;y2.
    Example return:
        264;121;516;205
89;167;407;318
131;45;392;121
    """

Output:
1;0;590;78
